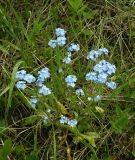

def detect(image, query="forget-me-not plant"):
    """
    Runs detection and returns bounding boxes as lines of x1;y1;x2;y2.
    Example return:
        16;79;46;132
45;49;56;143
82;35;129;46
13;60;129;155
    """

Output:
15;28;118;129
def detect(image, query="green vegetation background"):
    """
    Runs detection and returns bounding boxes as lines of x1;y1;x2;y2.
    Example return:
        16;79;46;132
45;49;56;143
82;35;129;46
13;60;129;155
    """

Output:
0;0;135;159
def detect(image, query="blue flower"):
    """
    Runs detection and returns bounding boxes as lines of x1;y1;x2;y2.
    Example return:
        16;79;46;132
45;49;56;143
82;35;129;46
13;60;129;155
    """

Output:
36;77;44;87
36;67;50;86
67;43;80;52
38;67;50;79
75;89;85;96
16;81;26;90
48;40;57;48
93;63;104;73
63;57;72;64
65;75;77;88
67;119;77;127
99;48;109;55
30;97;37;108
56;36;66;47
87;48;109;61
24;74;36;83
16;70;27;80
98;60;116;75
85;72;97;81
96;72;108;83
87;50;101;61
94;95;101;102
55;28;66;37
106;81;117;89
59;115;69;124
38;85;51;96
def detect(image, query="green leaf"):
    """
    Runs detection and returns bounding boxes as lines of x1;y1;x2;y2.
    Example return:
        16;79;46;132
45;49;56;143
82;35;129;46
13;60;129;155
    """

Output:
111;106;129;134
74;131;99;148
0;45;9;54
0;39;21;51
8;61;24;108
132;150;135;157
0;120;6;134
28;19;44;44
80;132;99;148
0;86;10;97
0;139;12;160
26;153;39;160
52;95;67;114
25;115;40;125
83;10;98;19
68;0;82;11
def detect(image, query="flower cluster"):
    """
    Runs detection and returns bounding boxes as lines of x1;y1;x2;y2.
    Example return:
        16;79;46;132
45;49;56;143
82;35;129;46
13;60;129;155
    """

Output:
15;70;36;90
86;59;117;89
48;28;66;48
15;68;52;108
65;75;77;88
38;85;51;96
62;54;72;64
67;43;80;52
63;43;80;64
87;48;109;61
36;67;50;86
59;115;77;127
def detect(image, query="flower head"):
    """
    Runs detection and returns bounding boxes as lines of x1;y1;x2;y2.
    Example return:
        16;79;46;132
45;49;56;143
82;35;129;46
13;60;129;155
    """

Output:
24;74;36;83
48;40;57;48
36;67;50;86
96;72;108;83
65;75;77;88
87;50;101;61
56;36;66;47
16;70;27;80
67;43;80;52
75;89;85;96
16;81;26;90
99;48;109;55
85;72;97;81
59;115;69;124
38;85;51;96
67;119;78;127
55;28;66;37
63;57;72;64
